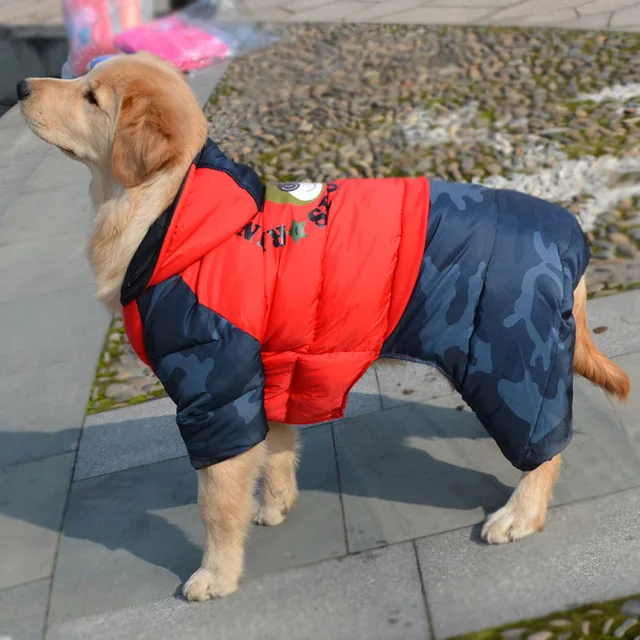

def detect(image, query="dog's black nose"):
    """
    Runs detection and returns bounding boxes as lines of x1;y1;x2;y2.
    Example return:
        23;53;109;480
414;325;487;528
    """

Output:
16;79;31;101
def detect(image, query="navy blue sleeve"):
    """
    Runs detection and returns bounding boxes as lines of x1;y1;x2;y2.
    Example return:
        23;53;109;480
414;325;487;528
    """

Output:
137;275;268;469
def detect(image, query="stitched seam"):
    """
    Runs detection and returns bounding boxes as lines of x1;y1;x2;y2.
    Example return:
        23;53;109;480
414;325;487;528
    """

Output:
520;215;571;468
283;185;331;419
197;162;265;210
380;180;405;351
460;188;499;389
521;213;576;466
522;339;560;467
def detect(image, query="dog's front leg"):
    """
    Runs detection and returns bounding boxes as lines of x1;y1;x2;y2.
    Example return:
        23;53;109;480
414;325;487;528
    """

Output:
183;442;267;601
481;454;561;544
254;421;300;526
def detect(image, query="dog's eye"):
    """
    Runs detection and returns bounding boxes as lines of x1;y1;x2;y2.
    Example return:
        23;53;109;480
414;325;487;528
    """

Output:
85;89;99;106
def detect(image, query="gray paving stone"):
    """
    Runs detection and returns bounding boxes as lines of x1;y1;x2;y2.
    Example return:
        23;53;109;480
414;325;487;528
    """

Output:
189;63;228;108
0;123;49;171
611;351;640;458
579;0;640;13
247;0;289;9
0;285;110;376
334;377;640;553
49;425;345;624
249;425;346;576
48;542;428;640
374;358;453;410
0;453;74;590
490;7;578;25
0;182;92;246
336;0;423;22
373;4;495;24
342;365;382;419
0;103;25;131
552;378;640;504
0;361;91;467
75;398;184;480
334;396;520;553
19;152;90;194
558;12;613;28
286;0;343;11
246;0;288;13
48;455;199;625
417;487;640;638
0;579;49;640
247;6;293;20
584;290;640;358
485;0;580;21
427;0;514;4
293;0;370;21
0;132;49;215
0;233;94;304
610;4;640;26
0;106;30;158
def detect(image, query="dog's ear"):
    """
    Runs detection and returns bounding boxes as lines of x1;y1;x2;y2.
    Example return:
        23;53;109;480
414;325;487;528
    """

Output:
112;79;178;188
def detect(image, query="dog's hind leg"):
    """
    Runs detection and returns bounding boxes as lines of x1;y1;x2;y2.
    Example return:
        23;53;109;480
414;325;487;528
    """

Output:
481;454;561;544
253;421;300;526
183;441;267;601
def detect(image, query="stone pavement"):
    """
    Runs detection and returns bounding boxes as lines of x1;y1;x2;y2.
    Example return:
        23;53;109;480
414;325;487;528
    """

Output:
1;295;639;639
244;0;640;30
2;0;640;30
3;279;640;638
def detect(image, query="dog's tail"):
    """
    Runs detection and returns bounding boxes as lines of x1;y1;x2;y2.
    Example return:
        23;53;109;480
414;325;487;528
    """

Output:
573;276;630;401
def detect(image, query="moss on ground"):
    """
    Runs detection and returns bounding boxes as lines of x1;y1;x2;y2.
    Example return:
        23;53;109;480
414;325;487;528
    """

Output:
86;316;167;415
453;593;640;640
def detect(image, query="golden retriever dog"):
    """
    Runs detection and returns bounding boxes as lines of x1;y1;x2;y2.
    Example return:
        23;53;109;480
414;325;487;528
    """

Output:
18;53;630;602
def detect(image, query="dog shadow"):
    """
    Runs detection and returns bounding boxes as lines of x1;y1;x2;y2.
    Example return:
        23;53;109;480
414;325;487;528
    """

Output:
0;393;514;584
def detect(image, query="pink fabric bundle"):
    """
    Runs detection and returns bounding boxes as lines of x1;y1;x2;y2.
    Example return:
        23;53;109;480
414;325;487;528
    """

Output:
114;14;231;71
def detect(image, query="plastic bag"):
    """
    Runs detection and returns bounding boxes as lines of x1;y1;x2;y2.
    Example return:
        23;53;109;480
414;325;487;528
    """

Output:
61;0;151;78
113;0;279;73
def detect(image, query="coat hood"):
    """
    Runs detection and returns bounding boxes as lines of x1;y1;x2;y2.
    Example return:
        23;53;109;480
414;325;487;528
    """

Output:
121;139;264;306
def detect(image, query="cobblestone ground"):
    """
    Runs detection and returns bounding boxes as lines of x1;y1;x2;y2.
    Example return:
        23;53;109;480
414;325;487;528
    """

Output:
454;594;640;640
89;23;640;412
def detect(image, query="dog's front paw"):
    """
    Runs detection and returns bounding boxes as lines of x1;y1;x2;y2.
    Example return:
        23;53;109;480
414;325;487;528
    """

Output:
481;503;544;544
183;568;238;602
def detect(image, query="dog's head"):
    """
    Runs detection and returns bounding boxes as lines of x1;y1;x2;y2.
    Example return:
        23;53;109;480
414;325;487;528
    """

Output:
18;53;207;188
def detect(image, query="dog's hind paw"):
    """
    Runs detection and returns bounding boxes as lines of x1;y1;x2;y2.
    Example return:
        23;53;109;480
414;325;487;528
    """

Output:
253;504;287;526
252;487;298;527
183;568;238;602
481;503;544;544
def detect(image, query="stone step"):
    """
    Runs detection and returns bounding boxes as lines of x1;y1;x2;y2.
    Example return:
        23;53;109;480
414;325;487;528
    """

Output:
45;486;640;640
41;369;640;627
46;542;429;640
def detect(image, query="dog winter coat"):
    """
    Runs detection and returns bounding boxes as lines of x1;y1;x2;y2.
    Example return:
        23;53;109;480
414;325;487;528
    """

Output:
122;139;590;472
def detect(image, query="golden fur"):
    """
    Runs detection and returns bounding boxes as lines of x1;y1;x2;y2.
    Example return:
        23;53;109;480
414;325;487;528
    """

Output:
573;277;630;400
20;53;207;312
19;53;630;601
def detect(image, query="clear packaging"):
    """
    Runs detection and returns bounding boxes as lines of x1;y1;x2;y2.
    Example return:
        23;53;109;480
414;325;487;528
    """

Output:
61;0;152;78
113;0;279;73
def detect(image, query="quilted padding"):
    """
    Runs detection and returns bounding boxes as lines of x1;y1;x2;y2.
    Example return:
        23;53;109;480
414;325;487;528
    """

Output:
382;181;590;470
123;140;430;433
